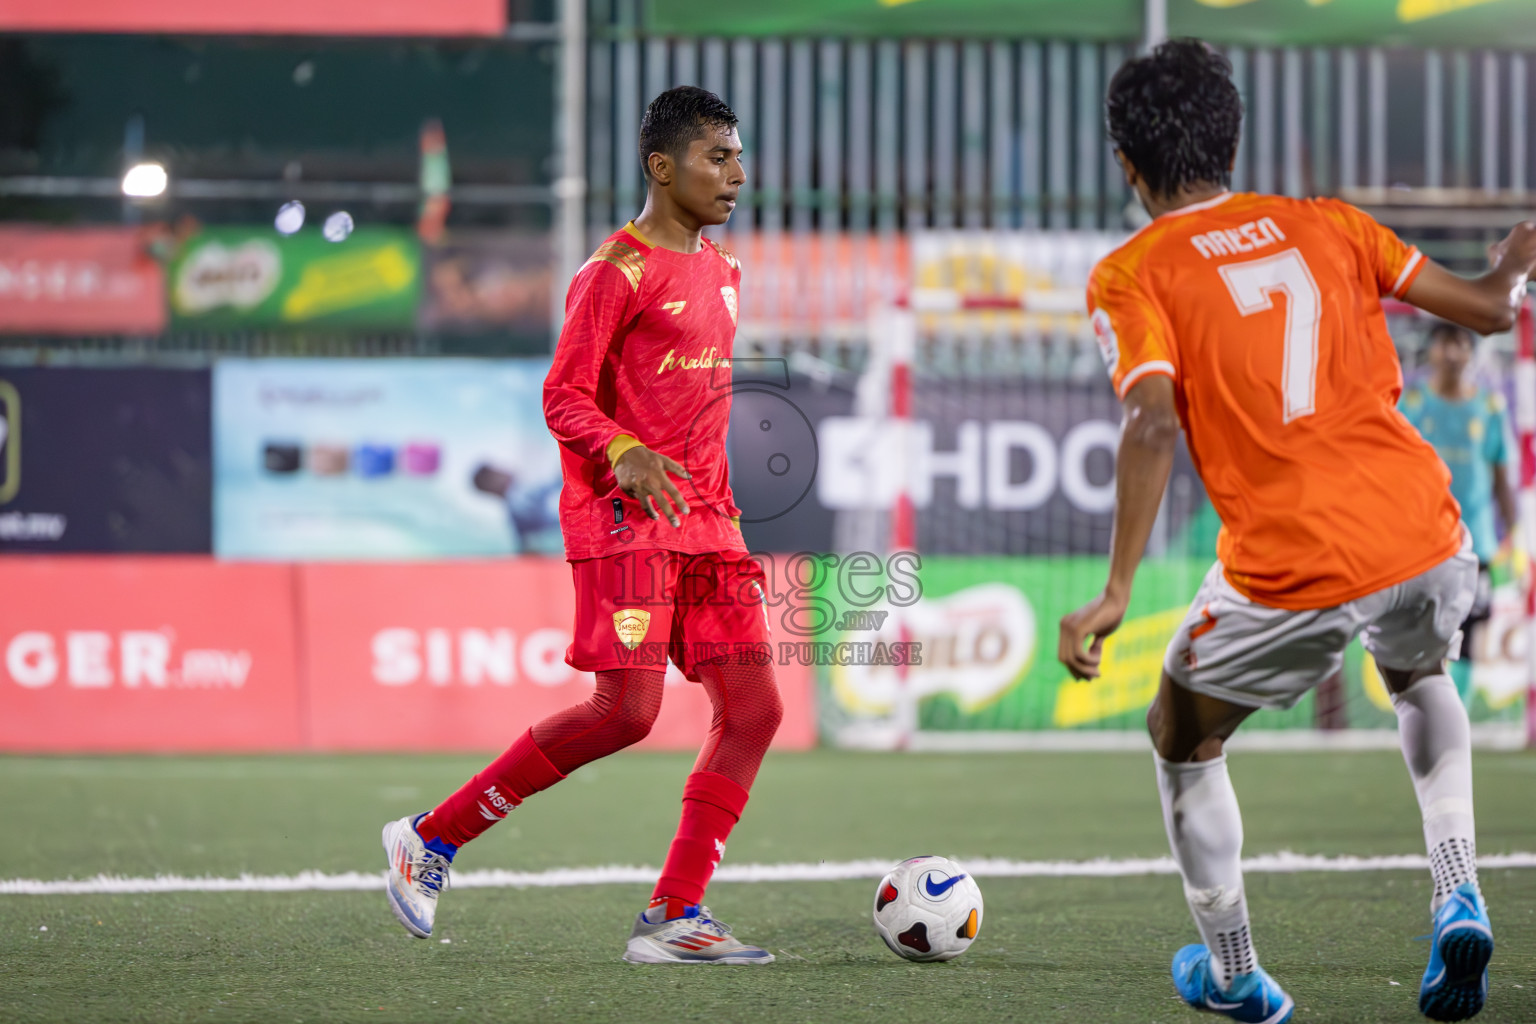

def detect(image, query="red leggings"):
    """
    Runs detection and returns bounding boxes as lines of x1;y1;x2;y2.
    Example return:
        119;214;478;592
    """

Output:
418;656;782;856
533;658;781;787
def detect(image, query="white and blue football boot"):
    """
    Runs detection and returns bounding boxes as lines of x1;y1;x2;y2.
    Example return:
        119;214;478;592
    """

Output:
1419;883;1493;1022
382;814;455;939
1172;944;1294;1024
622;903;775;965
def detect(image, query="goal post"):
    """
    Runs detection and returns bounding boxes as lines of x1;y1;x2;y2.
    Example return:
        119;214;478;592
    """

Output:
882;289;1093;751
1516;302;1536;749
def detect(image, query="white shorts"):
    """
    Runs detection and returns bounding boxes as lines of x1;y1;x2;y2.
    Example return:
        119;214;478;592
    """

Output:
1163;534;1477;710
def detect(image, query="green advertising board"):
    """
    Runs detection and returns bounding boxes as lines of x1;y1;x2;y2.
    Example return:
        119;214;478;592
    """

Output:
647;0;1535;47
814;555;1524;744
1170;0;1536;49
645;0;1142;40
169;226;421;330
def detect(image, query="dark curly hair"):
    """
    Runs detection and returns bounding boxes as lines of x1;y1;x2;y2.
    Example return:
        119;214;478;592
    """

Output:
638;86;739;181
1106;39;1243;199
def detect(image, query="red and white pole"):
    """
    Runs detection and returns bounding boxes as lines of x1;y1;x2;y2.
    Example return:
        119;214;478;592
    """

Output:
890;326;916;555
889;301;917;748
881;288;1080;748
1515;299;1536;748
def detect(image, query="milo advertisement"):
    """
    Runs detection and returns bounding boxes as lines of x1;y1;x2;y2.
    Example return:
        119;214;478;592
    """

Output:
814;554;1528;745
169;226;420;330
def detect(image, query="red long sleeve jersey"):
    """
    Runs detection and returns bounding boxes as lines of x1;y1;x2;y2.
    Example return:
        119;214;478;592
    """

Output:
543;223;748;561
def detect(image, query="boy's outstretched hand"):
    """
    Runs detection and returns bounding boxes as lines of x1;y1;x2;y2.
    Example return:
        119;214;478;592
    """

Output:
1059;589;1130;681
615;446;692;528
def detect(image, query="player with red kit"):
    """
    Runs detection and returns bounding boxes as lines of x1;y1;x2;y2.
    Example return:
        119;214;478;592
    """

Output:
381;87;782;964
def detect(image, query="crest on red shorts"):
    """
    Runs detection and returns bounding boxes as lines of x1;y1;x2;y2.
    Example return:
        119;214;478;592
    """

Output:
613;608;652;650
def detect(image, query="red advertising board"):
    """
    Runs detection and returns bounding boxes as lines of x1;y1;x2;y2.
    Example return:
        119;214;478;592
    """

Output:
300;560;816;752
0;557;816;754
0;0;504;36
0;228;166;336
0;558;301;752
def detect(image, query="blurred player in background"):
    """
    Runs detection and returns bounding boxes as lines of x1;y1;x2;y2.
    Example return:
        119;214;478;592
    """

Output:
1400;322;1520;702
1058;39;1536;1024
383;87;784;964
471;462;564;554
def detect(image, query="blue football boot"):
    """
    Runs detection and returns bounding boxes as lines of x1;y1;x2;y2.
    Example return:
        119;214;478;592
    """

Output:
1172;943;1294;1024
1419;883;1493;1022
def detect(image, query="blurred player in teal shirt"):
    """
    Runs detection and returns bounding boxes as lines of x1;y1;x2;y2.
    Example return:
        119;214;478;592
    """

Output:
1400;322;1520;701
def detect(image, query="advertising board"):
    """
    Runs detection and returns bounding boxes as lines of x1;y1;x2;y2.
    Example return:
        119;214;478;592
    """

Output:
814;555;1527;745
0;227;165;335
0;368;211;553
213;359;562;559
299;560;817;752
0;0;505;37
0;558;301;752
170;227;420;331
0;556;819;754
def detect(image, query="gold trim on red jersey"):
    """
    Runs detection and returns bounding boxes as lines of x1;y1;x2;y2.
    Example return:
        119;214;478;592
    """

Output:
584;237;648;292
622;220;655;247
705;238;741;271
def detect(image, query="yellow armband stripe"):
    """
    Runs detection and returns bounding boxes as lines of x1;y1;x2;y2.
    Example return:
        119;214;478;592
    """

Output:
607;434;646;469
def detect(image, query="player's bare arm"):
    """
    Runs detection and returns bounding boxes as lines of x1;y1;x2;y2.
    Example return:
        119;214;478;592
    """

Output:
1403;220;1536;334
1058;373;1179;680
614;445;691;528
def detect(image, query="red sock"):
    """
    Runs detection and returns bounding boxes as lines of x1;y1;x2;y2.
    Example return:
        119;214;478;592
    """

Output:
416;729;565;848
647;896;693;922
651;771;749;905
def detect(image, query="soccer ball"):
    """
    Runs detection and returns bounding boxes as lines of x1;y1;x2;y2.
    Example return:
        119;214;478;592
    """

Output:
871;855;983;962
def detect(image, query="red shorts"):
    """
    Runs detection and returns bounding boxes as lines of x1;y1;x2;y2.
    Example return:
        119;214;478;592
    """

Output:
565;550;772;680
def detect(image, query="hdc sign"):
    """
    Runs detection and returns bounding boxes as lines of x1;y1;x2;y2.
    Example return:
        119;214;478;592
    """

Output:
0;559;299;751
817;416;1119;513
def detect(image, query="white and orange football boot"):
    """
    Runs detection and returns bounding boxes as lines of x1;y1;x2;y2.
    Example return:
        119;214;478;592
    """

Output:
381;814;454;939
623;902;774;964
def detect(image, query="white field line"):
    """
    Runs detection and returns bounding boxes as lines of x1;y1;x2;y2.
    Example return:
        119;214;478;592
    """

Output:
5;852;1536;896
905;724;1527;752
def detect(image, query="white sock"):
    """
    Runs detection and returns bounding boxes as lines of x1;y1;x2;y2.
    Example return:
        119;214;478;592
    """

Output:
1156;752;1255;990
1391;673;1479;911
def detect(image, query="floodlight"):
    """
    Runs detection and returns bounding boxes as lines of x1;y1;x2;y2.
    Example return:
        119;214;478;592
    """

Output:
122;162;168;198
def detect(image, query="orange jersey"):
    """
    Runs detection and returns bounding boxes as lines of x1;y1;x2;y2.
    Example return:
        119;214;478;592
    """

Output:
1087;192;1461;610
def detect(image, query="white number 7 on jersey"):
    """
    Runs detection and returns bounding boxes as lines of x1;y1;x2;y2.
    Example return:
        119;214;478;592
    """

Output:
1218;248;1322;423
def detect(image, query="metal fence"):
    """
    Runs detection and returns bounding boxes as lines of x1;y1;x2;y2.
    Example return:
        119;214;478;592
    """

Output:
586;26;1536;245
583;27;1535;367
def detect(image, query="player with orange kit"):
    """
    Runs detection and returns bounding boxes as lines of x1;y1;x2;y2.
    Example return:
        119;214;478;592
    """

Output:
381;87;782;964
1058;41;1536;1024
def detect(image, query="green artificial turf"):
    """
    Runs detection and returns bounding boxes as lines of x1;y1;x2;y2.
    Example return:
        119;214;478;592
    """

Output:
4;750;1535;1023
